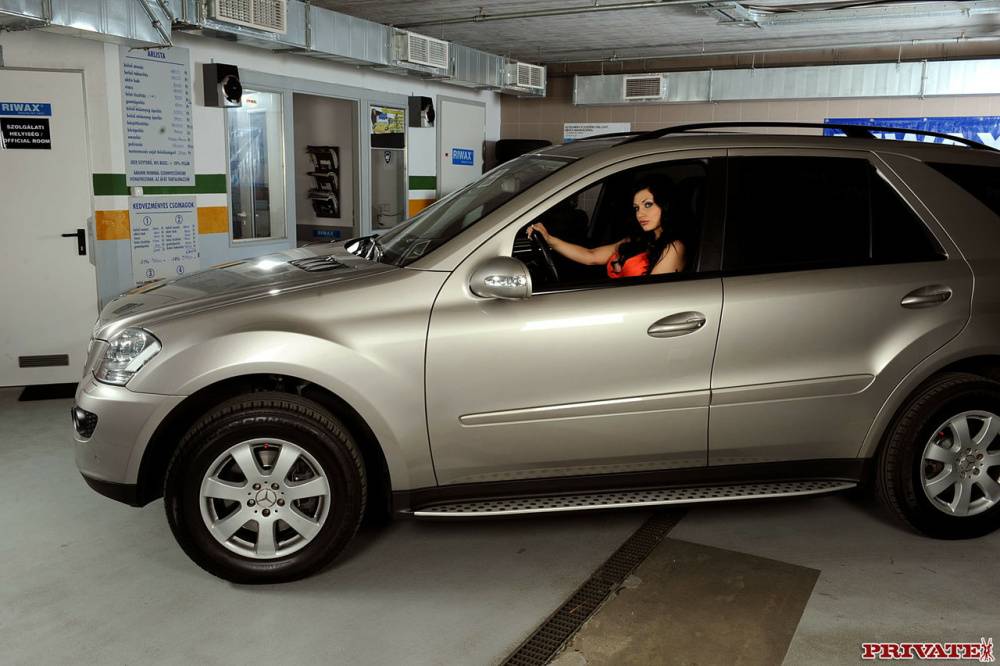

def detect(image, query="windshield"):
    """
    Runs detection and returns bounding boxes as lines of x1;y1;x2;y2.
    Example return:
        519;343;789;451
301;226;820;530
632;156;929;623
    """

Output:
371;154;572;266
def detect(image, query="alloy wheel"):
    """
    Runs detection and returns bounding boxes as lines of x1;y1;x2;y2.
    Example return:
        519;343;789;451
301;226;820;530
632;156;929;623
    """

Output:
920;411;1000;517
198;438;332;559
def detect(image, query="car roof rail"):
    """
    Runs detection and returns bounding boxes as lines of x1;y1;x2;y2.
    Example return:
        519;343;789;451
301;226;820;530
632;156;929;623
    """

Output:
573;131;643;141
619;121;997;152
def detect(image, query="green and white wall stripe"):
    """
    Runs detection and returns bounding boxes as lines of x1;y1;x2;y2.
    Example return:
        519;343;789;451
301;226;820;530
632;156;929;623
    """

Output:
408;126;437;216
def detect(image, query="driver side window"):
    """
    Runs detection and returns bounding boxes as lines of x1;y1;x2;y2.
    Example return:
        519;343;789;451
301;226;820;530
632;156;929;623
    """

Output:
514;159;714;292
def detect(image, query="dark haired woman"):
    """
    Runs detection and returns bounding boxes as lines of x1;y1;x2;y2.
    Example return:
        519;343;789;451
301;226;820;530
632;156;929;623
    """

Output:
526;181;685;277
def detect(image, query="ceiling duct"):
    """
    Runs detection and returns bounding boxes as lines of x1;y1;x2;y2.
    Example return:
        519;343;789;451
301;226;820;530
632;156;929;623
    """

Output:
0;0;529;94
390;29;450;77
177;0;306;51
210;0;287;34
624;75;666;100
449;43;503;89
502;60;547;97
0;0;171;47
0;0;46;30
574;59;1000;105
307;5;388;66
576;71;707;104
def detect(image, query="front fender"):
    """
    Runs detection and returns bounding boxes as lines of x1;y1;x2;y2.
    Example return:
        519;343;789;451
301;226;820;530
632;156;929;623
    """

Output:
127;330;435;490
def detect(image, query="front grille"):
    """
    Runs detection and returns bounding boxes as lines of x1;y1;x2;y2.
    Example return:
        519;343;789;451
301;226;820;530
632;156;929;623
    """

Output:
72;406;98;439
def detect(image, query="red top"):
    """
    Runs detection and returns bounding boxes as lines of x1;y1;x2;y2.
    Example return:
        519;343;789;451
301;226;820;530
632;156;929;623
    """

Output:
607;251;649;278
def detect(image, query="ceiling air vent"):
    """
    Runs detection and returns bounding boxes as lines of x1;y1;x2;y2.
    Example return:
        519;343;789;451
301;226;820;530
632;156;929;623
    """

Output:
624;75;665;101
516;63;545;90
397;31;450;70
212;0;287;34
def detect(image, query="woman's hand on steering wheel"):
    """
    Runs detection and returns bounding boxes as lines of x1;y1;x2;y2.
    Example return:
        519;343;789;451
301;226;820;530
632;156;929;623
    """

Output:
526;223;551;243
525;223;560;282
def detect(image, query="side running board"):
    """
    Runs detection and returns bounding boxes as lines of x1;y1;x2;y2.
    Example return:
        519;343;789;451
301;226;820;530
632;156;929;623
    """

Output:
412;479;856;518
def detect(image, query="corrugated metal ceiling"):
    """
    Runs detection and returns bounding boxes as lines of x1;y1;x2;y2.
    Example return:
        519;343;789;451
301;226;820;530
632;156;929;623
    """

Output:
313;1;1000;64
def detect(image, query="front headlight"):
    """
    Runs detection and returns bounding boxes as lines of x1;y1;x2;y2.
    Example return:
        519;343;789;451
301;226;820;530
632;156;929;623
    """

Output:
94;328;161;386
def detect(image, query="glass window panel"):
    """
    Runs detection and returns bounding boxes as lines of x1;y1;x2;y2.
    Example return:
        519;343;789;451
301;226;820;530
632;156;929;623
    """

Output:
227;90;285;241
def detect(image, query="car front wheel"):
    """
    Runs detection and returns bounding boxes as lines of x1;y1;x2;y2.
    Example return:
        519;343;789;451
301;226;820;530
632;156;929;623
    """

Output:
164;392;366;583
878;372;1000;539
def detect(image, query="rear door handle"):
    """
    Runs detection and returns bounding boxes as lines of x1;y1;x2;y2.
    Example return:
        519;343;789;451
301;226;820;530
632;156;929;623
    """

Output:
901;285;952;309
61;228;86;256
647;311;706;338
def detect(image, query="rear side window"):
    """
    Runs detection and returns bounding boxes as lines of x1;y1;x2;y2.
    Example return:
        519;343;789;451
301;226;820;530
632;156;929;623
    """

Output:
724;156;943;274
870;172;943;264
928;162;1000;218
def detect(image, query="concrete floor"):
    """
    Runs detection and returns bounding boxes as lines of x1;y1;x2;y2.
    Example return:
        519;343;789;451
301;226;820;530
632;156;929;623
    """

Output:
3;386;999;665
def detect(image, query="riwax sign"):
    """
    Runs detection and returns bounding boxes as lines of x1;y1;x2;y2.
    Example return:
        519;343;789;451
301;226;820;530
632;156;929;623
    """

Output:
0;102;52;116
451;148;475;166
824;116;1000;150
129;196;200;285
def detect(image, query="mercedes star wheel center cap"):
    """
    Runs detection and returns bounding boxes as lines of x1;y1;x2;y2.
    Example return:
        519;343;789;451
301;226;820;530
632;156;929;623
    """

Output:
255;489;277;508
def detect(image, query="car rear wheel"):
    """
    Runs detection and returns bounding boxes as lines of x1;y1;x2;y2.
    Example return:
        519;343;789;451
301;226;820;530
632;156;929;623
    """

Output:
164;392;366;583
878;372;1000;539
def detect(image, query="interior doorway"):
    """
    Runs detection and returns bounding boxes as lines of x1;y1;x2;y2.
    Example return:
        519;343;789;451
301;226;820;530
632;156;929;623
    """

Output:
0;68;98;386
292;93;358;245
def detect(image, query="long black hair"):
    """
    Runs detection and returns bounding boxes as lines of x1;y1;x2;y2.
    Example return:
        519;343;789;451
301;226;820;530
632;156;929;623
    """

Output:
614;179;681;275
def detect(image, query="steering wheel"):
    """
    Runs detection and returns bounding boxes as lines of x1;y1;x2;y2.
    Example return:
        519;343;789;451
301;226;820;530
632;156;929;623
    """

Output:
528;231;560;283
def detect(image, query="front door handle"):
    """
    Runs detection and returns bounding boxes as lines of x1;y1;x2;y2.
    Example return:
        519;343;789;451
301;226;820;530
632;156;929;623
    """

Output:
647;311;706;338
901;285;952;309
61;228;86;256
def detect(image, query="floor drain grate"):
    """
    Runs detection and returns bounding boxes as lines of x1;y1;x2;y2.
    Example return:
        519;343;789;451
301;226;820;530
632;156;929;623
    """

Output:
501;509;686;666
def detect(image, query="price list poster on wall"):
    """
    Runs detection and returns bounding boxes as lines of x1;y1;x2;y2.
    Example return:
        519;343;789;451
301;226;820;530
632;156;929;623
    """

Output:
120;46;194;186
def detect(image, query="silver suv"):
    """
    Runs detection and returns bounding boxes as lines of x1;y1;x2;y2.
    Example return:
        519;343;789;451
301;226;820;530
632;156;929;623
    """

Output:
74;122;1000;583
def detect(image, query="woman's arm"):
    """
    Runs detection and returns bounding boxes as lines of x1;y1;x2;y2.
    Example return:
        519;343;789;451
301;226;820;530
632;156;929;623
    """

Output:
650;240;686;275
526;223;622;266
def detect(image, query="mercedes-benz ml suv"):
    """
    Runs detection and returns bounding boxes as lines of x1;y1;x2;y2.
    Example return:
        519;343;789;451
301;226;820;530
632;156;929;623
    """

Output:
75;122;1000;582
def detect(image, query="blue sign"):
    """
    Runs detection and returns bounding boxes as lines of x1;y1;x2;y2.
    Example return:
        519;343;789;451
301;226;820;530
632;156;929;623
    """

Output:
0;102;52;117
452;148;475;166
313;228;342;239
824;116;1000;150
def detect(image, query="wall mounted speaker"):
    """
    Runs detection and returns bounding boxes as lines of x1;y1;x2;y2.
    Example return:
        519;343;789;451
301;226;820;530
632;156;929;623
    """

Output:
408;96;434;127
203;63;243;108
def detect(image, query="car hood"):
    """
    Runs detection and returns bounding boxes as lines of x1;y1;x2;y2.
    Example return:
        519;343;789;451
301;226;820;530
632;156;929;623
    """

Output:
94;243;396;339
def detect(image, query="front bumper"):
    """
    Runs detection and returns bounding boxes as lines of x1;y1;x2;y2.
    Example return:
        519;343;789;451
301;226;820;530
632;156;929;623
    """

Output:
73;376;185;499
81;474;142;506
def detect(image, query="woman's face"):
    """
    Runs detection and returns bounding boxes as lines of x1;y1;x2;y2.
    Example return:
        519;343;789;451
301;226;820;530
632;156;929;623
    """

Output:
633;188;663;236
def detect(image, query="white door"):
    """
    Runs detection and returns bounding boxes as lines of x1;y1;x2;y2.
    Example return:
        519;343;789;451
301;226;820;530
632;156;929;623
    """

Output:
0;69;98;386
437;97;485;196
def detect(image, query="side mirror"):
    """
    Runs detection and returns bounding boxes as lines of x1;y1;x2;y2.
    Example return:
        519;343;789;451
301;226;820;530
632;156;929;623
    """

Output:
469;257;533;300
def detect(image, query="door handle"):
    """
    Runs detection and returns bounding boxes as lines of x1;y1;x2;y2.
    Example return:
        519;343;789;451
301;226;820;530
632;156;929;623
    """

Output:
61;228;86;256
647;311;706;338
901;285;952;309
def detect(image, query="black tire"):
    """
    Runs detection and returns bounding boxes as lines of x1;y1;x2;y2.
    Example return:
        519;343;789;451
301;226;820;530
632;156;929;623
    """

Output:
164;392;366;583
877;372;1000;539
